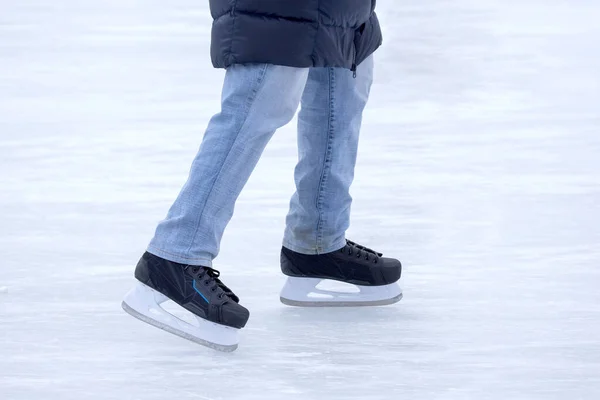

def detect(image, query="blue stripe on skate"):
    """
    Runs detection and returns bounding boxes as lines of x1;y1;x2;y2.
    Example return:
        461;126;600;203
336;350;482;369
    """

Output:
192;280;209;303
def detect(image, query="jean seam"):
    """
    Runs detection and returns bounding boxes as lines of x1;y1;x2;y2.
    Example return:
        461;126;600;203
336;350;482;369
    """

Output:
184;64;270;257
315;67;336;253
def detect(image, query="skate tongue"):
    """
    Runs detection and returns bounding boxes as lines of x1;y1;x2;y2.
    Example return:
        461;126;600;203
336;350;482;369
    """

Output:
346;240;383;258
205;268;239;303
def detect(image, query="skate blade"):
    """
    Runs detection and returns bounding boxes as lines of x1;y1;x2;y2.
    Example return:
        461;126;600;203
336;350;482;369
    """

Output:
279;277;403;307
122;282;239;352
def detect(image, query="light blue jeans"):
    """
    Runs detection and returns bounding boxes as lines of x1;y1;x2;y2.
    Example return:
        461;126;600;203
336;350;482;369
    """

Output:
148;56;374;266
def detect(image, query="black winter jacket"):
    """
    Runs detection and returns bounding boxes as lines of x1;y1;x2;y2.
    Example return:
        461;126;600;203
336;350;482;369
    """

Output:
209;0;382;71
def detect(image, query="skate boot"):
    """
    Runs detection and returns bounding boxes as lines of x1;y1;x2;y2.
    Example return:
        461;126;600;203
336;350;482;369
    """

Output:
122;252;249;352
280;240;402;307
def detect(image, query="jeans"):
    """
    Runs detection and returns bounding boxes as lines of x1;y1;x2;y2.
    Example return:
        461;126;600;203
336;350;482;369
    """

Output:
148;56;374;266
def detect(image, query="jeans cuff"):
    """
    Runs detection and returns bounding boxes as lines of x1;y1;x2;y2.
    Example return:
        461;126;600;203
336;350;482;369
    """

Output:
146;245;213;267
282;237;346;255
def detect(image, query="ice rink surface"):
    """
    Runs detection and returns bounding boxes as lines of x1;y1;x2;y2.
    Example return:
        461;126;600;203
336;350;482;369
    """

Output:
1;1;599;399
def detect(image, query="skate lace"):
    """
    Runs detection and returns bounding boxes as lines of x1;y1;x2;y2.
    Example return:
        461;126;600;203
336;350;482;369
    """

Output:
342;240;383;263
187;266;239;303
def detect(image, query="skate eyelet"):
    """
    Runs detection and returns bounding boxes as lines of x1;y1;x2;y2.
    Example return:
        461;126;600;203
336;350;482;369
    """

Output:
192;267;199;273
204;280;210;285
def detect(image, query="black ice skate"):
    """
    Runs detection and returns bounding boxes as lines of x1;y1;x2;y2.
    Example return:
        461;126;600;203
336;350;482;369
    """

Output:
122;252;249;352
280;240;403;307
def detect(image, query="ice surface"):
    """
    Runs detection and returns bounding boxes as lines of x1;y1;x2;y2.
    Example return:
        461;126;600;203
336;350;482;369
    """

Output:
1;1;599;399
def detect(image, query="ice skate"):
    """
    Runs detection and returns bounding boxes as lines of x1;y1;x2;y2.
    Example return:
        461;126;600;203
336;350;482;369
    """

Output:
280;240;403;307
122;252;249;352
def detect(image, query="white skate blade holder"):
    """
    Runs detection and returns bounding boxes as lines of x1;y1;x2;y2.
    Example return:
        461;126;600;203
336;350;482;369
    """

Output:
280;277;402;307
122;282;240;352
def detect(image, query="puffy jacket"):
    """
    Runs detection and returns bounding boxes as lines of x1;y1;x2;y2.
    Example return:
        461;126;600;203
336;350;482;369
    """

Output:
209;0;383;71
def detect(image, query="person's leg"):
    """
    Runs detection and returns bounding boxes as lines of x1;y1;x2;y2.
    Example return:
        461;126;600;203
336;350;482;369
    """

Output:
149;64;309;266
283;55;374;254
278;56;402;307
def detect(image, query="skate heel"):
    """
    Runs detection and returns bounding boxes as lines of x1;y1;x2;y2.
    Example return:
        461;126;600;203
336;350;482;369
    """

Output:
280;277;403;307
122;281;240;352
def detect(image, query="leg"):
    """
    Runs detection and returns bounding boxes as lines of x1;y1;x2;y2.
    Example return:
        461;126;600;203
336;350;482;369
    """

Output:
283;56;374;254
123;64;308;352
149;64;309;266
279;56;402;306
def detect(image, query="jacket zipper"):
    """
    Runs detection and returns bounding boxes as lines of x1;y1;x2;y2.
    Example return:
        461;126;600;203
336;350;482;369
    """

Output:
351;48;357;78
352;25;363;79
